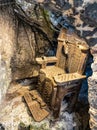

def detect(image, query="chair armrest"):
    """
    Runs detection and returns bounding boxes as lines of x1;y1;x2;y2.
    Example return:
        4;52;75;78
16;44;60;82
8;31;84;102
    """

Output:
54;72;86;85
36;56;47;65
46;56;58;63
78;45;89;52
36;56;57;68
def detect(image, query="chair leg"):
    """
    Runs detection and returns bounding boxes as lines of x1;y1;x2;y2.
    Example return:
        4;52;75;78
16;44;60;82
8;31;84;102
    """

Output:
53;86;65;119
53;97;62;119
51;87;57;108
66;93;78;113
66;86;81;113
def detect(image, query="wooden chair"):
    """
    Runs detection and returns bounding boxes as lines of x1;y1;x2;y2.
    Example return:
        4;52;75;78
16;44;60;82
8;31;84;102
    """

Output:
36;28;89;119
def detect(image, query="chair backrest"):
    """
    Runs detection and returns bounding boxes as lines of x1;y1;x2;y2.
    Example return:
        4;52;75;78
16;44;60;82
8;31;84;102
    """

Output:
56;28;89;74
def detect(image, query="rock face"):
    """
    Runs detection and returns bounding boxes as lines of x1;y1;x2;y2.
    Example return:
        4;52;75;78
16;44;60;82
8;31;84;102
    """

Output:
11;23;37;80
0;4;16;102
88;46;97;130
11;1;55;80
0;0;54;102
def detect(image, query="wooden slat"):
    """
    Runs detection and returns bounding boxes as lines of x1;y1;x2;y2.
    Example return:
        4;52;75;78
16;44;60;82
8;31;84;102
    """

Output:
24;91;49;122
54;72;86;85
30;90;46;108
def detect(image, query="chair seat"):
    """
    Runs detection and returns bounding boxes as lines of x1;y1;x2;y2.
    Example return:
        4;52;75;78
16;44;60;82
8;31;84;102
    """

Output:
54;72;86;84
54;72;86;86
40;66;65;86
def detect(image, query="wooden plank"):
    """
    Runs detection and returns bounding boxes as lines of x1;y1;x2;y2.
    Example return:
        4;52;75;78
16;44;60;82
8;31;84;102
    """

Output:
30;90;46;108
24;91;49;122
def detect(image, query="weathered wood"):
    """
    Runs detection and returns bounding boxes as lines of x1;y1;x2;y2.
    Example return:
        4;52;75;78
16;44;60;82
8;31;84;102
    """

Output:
30;90;46;108
40;66;64;86
24;91;49;122
54;72;86;85
36;56;57;68
36;56;57;64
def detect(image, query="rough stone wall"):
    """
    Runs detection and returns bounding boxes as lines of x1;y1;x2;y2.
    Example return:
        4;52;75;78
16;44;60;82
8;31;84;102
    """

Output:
66;1;97;129
88;46;97;130
67;1;97;129
0;5;16;102
70;2;97;129
11;22;37;80
0;2;54;103
11;21;53;80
